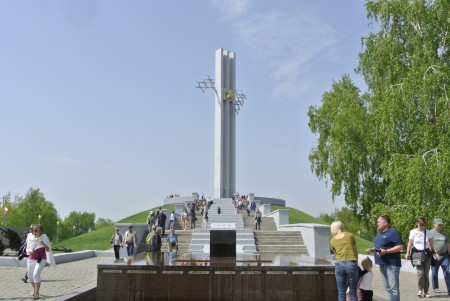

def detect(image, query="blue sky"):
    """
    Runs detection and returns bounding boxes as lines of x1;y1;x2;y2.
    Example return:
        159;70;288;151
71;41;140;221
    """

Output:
0;1;370;222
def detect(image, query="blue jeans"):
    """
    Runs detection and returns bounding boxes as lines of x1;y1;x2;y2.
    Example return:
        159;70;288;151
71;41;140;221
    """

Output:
126;243;134;256
379;264;400;301
335;260;359;301
432;253;450;291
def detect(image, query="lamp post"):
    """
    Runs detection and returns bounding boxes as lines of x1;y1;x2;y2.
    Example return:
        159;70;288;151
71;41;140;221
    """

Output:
38;214;41;225
3;207;7;226
57;221;60;242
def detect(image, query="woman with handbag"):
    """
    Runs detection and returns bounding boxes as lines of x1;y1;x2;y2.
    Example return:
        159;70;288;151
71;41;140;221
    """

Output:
111;228;123;263
26;225;55;300
405;216;440;298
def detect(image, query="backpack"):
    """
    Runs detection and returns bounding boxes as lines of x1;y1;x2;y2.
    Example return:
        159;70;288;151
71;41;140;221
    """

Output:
18;241;28;260
147;232;159;252
146;232;154;245
169;234;177;245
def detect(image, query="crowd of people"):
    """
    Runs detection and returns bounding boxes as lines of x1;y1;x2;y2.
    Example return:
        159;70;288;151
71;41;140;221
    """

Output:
331;215;450;301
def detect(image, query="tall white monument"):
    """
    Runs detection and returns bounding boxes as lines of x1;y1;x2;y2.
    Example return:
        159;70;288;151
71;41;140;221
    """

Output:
197;48;246;199
214;48;236;199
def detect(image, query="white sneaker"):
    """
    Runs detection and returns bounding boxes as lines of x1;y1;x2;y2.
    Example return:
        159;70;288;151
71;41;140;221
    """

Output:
425;294;432;298
418;290;423;297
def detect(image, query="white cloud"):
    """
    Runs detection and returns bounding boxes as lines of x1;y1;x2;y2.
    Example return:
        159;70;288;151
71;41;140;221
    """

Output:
211;2;339;99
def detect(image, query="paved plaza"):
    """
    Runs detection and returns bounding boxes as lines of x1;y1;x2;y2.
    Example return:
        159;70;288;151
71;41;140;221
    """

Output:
1;254;449;300
0;256;110;301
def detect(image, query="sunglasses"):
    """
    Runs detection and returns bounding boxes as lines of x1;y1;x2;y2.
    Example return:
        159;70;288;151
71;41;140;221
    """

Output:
418;223;425;226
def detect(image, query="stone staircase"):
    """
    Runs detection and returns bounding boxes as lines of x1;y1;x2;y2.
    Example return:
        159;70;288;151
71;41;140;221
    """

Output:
136;199;310;257
189;198;257;253
242;210;277;231
253;231;309;254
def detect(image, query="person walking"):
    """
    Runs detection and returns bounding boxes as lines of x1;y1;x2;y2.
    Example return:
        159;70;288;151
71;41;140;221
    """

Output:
190;208;196;229
169;211;175;231
147;211;155;233
405;216;439;298
20;224;34;283
148;227;162;265
110;228;123;263
202;212;209;228
123;226;137;258
26;225;54;300
217;206;221;215
330;221;359;301
166;229;178;252
254;209;262;230
429;218;450;295
158;210;167;236
181;208;188;230
366;215;404;301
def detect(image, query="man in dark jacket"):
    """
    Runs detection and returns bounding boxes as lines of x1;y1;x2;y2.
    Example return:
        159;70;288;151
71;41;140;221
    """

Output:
158;211;167;236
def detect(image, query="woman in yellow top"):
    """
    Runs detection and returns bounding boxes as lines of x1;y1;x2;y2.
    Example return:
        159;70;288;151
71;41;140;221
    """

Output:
330;221;359;301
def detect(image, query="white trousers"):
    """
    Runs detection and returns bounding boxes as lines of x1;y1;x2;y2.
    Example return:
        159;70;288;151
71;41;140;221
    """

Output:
27;259;46;283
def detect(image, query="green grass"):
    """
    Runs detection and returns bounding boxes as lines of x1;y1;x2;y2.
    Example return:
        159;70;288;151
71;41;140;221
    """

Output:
271;205;328;224
55;205;175;252
355;235;374;255
54;203;372;255
53;225;115;252
117;205;174;224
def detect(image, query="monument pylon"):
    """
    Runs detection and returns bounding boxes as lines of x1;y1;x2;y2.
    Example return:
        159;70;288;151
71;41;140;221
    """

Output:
197;48;246;199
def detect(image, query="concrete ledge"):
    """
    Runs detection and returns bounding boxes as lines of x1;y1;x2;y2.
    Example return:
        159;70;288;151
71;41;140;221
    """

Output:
0;250;114;267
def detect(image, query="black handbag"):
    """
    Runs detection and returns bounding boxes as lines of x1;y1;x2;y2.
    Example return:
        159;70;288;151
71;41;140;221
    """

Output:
411;230;428;266
411;251;426;266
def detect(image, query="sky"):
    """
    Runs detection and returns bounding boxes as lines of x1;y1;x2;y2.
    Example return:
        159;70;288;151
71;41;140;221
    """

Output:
0;0;371;222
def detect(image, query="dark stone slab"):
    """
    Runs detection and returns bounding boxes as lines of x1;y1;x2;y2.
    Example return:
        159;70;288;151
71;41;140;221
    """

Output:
97;252;337;301
210;230;236;257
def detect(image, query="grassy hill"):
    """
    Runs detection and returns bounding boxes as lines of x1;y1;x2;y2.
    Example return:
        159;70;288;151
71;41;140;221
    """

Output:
54;204;373;255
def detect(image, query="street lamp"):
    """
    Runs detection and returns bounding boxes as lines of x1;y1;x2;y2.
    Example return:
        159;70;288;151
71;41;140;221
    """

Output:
57;221;60;242
3;207;8;226
38;215;41;225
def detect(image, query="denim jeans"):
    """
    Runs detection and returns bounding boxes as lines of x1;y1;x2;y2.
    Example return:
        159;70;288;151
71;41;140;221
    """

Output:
335;260;359;301
379;264;400;301
126;243;134;256
432;253;450;291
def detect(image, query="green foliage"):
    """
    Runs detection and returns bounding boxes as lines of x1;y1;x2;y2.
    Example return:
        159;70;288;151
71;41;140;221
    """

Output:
62;211;95;238
320;207;373;240
95;218;115;229
308;0;450;242
8;188;59;240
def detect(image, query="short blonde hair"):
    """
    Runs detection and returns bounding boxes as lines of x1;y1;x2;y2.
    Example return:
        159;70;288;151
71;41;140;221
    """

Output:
361;256;373;270
330;221;344;236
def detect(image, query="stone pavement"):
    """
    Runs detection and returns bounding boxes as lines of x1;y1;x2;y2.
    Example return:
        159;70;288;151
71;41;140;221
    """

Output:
0;256;111;301
1;255;450;300
371;262;449;301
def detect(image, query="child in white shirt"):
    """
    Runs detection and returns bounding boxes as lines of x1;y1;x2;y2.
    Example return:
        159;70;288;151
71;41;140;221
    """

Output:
359;257;374;301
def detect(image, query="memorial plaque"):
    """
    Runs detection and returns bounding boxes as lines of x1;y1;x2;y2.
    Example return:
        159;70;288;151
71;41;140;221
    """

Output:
210;230;236;257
